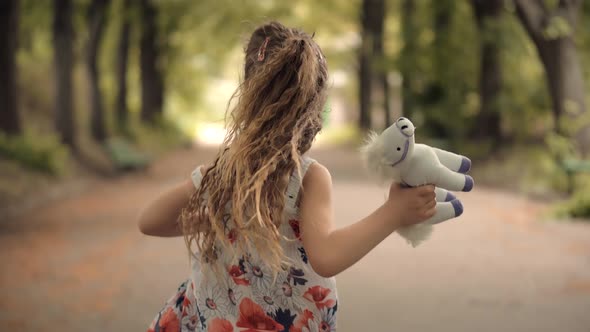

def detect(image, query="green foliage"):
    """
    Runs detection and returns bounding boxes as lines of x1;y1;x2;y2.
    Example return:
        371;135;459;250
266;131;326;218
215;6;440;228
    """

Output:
470;144;569;195
545;131;577;164
543;16;573;40
130;116;191;153
0;132;68;175
555;185;590;220
105;137;151;171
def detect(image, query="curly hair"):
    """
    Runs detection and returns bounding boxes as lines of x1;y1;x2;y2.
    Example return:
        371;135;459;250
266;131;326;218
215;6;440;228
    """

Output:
180;21;329;274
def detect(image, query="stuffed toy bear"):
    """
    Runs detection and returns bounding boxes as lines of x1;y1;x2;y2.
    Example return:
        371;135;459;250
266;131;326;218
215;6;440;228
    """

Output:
361;117;474;247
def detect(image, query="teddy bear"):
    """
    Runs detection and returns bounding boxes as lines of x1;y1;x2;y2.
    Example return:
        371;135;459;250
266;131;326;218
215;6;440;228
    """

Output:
360;117;474;247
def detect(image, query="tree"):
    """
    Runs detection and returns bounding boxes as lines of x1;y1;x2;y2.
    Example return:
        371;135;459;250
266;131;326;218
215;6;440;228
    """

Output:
358;0;385;131
425;0;455;138
87;0;110;142
514;0;588;155
399;0;417;120
373;0;391;129
0;0;21;135
53;0;76;149
139;0;164;124
115;0;131;133
471;0;503;142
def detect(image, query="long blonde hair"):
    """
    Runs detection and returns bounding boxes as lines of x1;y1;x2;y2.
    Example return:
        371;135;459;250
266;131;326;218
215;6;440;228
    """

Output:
181;22;329;273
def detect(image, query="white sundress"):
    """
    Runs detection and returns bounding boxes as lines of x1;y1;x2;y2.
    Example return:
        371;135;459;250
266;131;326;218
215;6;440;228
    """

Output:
147;157;339;332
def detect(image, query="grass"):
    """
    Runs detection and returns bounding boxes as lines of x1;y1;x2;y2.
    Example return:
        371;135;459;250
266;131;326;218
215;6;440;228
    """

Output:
0;131;69;175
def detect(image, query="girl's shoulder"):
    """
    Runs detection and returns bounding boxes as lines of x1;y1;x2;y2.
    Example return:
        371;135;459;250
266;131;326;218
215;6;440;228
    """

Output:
303;160;331;186
300;160;332;204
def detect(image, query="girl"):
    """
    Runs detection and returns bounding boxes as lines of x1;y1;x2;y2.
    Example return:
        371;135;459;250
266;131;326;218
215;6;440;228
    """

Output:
138;21;436;332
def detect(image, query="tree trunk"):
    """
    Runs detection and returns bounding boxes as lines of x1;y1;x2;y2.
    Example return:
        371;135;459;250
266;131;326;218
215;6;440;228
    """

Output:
115;0;130;133
471;0;503;142
372;0;391;129
53;0;76;149
87;0;110;142
359;0;386;131
399;0;416;119
423;0;454;138
0;0;20;135
514;0;589;155
358;0;373;131
382;69;392;128
139;0;164;124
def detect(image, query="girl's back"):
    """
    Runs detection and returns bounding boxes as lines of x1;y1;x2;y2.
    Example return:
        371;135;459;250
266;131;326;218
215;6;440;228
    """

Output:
188;156;337;331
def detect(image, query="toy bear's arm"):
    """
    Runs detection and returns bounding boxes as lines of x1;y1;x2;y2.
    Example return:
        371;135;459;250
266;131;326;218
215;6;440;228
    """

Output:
431;147;471;174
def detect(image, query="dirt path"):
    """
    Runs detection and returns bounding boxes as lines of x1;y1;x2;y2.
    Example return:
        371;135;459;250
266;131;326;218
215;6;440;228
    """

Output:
1;146;589;332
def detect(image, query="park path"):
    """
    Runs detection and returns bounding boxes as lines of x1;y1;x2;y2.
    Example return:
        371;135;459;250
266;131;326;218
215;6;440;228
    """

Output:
1;145;589;332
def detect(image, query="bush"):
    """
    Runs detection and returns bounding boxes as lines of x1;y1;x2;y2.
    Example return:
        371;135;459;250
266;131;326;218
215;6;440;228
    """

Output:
555;177;590;220
0;132;68;175
130;117;192;154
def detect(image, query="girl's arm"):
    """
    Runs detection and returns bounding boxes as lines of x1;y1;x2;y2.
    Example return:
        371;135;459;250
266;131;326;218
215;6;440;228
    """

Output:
138;166;207;237
137;180;195;237
299;162;436;278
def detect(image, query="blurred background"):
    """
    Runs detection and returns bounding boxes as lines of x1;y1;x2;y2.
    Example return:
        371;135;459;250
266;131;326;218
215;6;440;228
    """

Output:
1;0;589;331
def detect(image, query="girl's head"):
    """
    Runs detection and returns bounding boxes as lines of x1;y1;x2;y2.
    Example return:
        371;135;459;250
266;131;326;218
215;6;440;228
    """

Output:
182;21;328;272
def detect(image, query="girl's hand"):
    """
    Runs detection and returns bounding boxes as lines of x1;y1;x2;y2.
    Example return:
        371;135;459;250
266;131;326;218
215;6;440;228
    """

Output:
386;183;437;227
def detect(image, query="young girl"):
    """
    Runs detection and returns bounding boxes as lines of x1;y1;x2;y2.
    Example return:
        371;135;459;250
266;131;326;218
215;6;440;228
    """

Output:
138;21;436;332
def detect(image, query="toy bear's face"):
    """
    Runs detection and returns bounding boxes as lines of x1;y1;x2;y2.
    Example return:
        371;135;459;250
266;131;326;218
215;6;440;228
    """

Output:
380;117;415;167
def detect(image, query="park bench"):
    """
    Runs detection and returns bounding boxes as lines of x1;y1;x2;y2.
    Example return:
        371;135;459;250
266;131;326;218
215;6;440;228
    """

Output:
561;158;590;194
104;138;151;172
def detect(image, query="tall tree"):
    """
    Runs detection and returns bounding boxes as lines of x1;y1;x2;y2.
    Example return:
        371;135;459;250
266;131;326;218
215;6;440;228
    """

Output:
359;0;385;131
425;0;455;138
87;0;110;142
53;0;76;149
0;0;21;135
115;0;131;133
471;0;503;142
514;0;588;155
139;0;164;124
399;0;417;119
373;0;391;129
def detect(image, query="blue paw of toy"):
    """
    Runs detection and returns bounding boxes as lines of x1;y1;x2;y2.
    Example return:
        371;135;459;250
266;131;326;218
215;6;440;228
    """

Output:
463;175;474;192
445;192;457;202
459;157;471;173
451;199;464;217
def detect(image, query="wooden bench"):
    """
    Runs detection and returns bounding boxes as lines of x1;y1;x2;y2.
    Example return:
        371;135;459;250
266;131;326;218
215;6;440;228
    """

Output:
562;158;590;194
104;138;151;172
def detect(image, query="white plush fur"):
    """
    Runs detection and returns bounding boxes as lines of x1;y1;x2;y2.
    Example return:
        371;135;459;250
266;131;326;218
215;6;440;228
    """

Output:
361;117;473;247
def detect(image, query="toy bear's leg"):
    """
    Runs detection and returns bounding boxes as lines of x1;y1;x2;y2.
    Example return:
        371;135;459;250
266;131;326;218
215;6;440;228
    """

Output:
424;200;464;224
434;187;456;202
432;148;471;174
435;166;474;192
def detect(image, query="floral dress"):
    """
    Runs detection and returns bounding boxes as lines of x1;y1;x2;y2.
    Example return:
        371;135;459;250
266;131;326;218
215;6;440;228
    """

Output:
147;157;338;332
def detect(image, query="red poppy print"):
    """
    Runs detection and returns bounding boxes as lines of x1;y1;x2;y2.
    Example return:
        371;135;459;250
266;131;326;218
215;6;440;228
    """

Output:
228;228;237;244
209;318;234;332
236;298;284;332
289;220;301;239
303;286;336;310
182;296;192;309
289;309;314;332
157;307;180;332
228;265;250;286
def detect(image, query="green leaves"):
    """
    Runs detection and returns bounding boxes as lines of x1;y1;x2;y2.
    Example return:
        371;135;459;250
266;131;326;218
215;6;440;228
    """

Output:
542;15;573;39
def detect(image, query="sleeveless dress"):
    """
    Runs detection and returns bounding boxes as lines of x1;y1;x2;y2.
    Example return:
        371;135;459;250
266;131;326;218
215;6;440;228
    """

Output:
147;157;339;332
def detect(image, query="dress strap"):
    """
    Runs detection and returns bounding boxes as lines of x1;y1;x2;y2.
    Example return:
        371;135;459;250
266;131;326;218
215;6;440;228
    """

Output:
285;157;315;212
190;165;204;188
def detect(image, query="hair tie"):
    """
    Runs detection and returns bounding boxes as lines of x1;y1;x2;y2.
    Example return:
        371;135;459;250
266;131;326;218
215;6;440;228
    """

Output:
257;37;270;61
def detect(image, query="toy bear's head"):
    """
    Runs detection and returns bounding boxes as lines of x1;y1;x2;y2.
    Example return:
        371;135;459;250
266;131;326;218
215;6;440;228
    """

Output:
361;117;416;182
